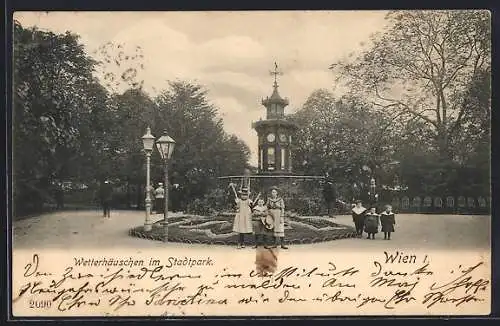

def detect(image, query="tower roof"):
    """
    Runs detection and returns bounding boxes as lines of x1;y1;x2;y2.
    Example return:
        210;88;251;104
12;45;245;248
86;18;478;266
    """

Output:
270;83;284;101
262;84;289;106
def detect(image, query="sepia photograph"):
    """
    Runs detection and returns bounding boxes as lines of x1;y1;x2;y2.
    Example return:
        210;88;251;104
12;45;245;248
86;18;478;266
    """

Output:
10;10;491;317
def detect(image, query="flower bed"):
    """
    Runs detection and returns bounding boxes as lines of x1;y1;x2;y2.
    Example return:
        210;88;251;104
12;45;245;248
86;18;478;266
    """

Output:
129;214;356;245
293;216;341;229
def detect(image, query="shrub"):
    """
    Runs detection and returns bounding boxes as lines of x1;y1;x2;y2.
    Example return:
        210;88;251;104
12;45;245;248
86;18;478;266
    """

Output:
292;197;324;216
186;188;229;216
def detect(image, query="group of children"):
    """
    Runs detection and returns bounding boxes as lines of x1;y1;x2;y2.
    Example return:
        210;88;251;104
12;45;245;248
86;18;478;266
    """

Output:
230;184;288;250
352;201;396;240
229;181;397;246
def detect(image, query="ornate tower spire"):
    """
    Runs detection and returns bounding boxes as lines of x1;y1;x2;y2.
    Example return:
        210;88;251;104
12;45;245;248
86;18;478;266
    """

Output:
262;62;289;119
270;61;283;89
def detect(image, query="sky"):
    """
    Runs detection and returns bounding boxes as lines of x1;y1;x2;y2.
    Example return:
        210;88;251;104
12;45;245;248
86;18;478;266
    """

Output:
14;11;389;166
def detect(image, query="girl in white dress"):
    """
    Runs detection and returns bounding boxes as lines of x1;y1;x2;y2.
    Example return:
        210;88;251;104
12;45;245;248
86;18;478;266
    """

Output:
230;185;257;249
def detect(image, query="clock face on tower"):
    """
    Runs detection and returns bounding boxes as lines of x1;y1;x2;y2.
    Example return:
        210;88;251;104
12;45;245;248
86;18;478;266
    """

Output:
267;133;275;142
279;133;287;142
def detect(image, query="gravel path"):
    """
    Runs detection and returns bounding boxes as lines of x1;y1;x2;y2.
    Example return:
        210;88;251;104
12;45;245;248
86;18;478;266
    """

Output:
12;210;490;251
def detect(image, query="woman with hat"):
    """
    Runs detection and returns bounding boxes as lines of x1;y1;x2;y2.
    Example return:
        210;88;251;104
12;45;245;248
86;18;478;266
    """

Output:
154;182;165;214
266;186;288;249
230;184;254;249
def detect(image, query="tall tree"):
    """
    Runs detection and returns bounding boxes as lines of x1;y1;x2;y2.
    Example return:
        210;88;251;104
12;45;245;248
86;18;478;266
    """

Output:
154;81;250;201
331;10;491;160
13;21;105;213
289;90;400;187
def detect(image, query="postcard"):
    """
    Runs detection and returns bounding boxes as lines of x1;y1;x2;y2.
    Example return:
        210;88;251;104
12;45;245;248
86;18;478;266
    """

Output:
10;10;491;317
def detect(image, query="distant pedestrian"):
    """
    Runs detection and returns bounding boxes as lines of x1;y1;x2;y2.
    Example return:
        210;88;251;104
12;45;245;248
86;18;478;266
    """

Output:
351;182;361;202
54;183;64;209
154;183;165;215
367;177;379;208
364;207;380;240
171;183;181;212
323;177;337;217
99;180;113;218
380;205;396;240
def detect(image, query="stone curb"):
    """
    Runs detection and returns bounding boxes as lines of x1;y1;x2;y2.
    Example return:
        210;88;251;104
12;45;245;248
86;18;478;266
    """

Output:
129;227;357;245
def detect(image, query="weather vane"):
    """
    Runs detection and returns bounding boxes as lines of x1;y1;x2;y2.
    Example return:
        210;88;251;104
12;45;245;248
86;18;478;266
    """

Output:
269;62;283;87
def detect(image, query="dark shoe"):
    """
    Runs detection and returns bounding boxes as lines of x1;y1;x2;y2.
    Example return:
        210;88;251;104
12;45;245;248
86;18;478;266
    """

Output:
281;244;289;249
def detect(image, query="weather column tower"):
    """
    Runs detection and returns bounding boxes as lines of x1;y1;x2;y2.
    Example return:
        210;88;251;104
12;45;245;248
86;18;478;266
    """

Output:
252;62;298;175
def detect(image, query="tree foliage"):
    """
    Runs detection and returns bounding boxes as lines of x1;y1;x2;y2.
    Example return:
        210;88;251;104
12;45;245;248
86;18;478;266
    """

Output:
13;21;106;213
331;10;491;160
12;22;250;215
153;81;251;200
290;90;400;184
326;10;490;197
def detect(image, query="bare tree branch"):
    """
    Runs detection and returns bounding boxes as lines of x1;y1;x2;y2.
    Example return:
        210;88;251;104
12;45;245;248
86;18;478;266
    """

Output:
374;85;438;128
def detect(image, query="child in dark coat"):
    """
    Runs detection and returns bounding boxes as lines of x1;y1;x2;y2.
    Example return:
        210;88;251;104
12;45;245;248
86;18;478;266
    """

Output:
380;205;396;240
364;207;380;240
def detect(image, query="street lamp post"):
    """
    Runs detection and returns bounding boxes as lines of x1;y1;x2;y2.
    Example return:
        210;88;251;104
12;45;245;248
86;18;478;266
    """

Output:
142;127;155;232
155;130;176;243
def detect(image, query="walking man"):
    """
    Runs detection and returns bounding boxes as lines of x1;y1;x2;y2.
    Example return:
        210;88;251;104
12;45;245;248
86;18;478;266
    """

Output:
323;176;337;217
100;180;113;218
54;182;64;209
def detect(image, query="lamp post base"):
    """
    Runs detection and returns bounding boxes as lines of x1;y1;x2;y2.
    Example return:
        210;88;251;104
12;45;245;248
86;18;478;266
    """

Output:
144;200;152;232
162;218;168;242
